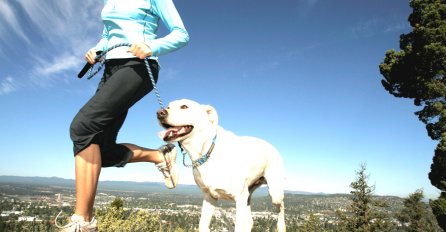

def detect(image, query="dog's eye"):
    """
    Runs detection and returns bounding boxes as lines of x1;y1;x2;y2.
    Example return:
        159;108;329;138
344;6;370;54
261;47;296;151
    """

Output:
181;105;188;109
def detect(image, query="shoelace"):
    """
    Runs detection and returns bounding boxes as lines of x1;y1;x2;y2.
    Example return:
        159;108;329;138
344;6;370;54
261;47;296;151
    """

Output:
55;211;67;229
157;144;176;178
156;162;172;178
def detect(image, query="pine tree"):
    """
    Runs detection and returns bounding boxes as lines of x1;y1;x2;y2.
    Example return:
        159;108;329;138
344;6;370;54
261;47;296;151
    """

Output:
379;0;446;229
299;213;326;232
336;164;395;232
349;164;374;231
110;197;124;210
398;189;443;232
96;198;161;231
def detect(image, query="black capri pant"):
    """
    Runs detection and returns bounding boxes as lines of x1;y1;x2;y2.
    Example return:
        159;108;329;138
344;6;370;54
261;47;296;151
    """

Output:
70;58;159;167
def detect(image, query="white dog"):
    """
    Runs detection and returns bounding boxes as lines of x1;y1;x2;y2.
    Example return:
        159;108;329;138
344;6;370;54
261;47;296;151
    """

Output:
157;99;286;232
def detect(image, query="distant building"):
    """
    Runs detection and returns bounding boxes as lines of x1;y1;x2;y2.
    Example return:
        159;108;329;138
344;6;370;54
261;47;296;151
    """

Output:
18;216;42;222
1;210;23;217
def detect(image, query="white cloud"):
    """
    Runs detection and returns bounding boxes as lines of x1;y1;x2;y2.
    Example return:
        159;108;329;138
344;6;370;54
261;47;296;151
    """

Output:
351;18;379;38
16;0;102;55
351;18;410;39
385;22;410;33
0;0;104;91
296;0;319;17
0;1;30;44
35;55;82;76
0;76;19;95
305;0;319;6
29;54;84;88
161;67;180;81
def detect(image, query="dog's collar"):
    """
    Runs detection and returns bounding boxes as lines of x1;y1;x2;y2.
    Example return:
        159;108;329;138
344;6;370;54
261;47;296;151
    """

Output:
179;133;217;168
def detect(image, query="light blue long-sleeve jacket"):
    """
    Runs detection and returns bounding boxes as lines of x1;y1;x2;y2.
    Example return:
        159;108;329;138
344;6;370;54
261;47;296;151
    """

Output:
95;0;189;59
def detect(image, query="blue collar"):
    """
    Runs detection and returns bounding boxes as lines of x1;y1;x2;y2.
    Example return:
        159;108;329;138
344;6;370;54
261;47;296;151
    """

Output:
179;134;217;168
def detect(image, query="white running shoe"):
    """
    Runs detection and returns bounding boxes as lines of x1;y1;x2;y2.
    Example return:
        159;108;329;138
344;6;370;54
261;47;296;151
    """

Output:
55;212;98;232
156;144;178;189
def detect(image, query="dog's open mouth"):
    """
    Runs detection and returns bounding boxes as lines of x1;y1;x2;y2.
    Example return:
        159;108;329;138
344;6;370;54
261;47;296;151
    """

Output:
159;124;194;141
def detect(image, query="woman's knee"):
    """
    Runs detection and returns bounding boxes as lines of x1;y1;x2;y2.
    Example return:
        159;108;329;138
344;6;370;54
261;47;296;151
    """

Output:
70;113;84;140
70;116;80;139
69;112;97;145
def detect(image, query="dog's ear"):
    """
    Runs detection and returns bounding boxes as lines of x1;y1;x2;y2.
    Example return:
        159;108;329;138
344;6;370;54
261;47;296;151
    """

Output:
203;105;218;126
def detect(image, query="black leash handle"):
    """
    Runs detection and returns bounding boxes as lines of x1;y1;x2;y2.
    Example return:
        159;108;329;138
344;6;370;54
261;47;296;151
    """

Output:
77;43;132;79
77;51;102;78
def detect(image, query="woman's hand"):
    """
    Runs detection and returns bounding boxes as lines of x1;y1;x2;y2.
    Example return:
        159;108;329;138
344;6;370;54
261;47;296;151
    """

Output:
85;48;98;64
128;42;152;59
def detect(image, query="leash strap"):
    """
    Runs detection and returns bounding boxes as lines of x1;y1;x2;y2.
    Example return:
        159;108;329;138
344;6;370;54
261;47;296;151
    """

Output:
77;43;164;109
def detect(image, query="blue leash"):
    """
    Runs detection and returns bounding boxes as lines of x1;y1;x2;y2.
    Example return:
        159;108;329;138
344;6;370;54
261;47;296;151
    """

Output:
179;134;217;168
77;43;164;109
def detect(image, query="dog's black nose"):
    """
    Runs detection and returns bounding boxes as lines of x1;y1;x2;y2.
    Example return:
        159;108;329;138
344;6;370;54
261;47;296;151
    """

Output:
157;108;168;120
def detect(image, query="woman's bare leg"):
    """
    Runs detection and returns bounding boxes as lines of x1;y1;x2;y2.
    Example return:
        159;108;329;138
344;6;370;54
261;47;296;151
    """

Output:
73;143;174;222
123;143;164;163
74;144;102;221
123;143;178;189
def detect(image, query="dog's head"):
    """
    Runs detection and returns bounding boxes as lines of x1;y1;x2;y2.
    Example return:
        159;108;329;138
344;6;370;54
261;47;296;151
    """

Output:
157;99;218;142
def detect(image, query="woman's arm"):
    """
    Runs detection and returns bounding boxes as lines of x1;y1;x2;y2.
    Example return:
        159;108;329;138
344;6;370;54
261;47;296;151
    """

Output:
94;26;108;52
147;0;190;57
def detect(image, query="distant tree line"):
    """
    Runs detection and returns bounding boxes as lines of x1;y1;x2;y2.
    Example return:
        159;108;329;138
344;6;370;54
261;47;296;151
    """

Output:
0;164;442;231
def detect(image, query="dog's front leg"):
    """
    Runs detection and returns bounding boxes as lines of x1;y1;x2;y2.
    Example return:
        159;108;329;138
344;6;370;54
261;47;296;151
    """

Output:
199;195;217;232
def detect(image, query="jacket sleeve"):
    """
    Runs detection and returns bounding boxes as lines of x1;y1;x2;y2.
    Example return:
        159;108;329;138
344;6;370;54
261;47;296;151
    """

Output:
94;0;108;52
148;0;190;57
94;26;108;52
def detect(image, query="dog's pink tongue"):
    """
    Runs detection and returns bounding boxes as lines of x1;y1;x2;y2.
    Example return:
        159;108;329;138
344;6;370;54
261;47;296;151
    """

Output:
158;127;182;141
158;130;169;140
158;129;172;141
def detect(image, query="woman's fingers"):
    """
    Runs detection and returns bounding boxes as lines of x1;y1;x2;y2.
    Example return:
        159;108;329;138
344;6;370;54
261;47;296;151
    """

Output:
128;42;152;59
85;49;98;64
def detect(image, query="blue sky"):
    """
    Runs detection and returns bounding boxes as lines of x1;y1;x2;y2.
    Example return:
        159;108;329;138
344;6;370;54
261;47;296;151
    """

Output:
0;0;440;199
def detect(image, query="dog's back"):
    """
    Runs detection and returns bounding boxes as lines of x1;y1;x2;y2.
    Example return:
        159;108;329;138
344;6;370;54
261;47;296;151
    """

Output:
206;126;285;199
